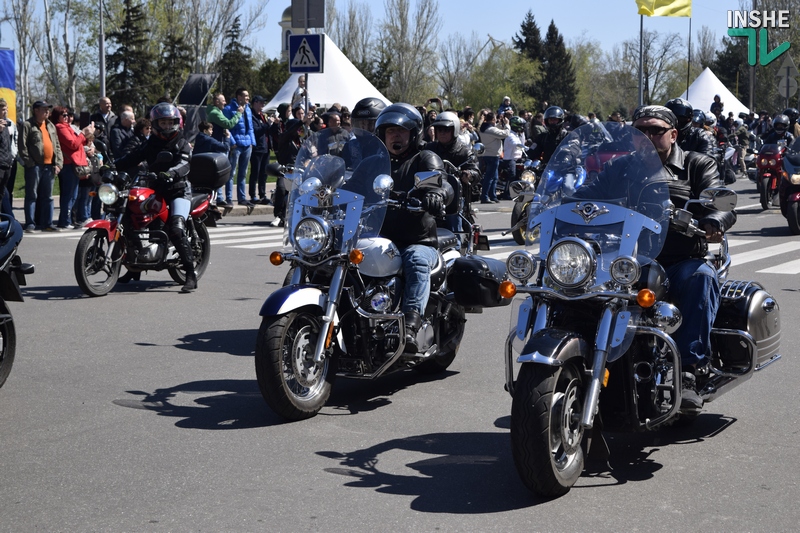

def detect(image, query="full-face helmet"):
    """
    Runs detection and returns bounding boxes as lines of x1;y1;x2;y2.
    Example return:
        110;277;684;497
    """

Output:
509;115;526;133
543;106;565;133
351;97;387;133
773;114;790;133
150;102;182;140
375;103;424;149
665;98;694;133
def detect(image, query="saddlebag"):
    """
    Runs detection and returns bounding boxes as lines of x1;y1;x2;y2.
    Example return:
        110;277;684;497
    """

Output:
448;255;511;309
189;153;231;190
712;280;780;371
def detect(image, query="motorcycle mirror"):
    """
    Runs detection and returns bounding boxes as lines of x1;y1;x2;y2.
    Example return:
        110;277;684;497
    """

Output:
373;174;393;197
414;170;443;189
473;143;485;155
698;187;738;212
266;163;285;178
530;160;542;169
156;151;173;164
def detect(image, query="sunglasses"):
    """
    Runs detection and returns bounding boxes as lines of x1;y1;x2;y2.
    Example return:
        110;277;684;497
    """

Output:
635;125;672;137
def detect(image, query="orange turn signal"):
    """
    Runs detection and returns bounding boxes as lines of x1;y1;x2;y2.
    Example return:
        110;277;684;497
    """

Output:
349;249;364;264
269;251;284;266
499;280;517;299
89;191;96;197
636;288;656;308
603;368;610;387
325;321;335;348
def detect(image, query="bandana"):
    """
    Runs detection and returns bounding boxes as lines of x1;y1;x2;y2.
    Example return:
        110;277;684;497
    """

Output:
632;105;677;129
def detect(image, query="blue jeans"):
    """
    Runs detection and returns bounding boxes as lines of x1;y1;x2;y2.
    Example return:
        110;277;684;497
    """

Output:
58;164;80;227
400;244;439;315
24;164;55;229
222;144;252;203
481;156;500;201
666;259;720;368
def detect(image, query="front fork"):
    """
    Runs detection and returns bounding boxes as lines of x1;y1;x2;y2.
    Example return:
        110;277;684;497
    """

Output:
312;263;346;363
105;212;125;265
581;305;614;429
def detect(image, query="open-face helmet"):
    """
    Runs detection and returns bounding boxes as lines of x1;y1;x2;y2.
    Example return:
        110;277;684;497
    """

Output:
375;103;424;150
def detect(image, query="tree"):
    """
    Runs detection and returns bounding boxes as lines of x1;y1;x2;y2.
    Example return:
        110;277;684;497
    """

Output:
216;16;255;97
106;0;157;112
253;58;289;101
569;34;606;115
2;0;38;113
540;20;578;111
461;45;538;113
512;10;544;104
621;29;682;106
435;31;481;108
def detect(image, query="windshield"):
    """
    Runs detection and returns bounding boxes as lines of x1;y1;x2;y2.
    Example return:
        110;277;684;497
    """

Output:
284;128;391;252
526;123;670;268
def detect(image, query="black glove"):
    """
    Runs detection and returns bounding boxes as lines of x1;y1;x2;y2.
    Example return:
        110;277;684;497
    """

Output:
158;171;173;183
421;192;445;217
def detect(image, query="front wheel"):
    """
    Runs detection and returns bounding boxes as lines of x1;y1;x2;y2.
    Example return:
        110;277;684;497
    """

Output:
255;311;335;421
788;203;800;235
74;229;121;297
169;220;211;285
511;362;585;498
760;177;771;210
0;303;16;388
510;201;530;246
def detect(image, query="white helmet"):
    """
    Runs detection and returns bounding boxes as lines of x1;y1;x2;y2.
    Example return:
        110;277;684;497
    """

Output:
430;111;461;138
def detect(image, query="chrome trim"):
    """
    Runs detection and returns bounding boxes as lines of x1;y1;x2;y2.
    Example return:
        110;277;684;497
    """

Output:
338;306;408;380
633;326;682;429
756;353;781;371
516;351;565;366
514;285;639;302
581;305;614;429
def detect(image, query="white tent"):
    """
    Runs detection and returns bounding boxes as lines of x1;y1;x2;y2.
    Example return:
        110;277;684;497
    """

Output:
678;67;750;118
265;34;390;112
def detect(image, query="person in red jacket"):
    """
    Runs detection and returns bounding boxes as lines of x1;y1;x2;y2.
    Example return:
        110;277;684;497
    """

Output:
53;105;95;229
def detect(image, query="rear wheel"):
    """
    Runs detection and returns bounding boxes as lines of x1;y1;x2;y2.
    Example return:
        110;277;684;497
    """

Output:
168;221;211;285
74;229;121;297
0;304;16;388
510;201;530;246
511;362;585;498
255;311;335;421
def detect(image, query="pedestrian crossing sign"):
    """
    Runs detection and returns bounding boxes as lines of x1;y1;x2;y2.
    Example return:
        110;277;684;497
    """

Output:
289;34;324;73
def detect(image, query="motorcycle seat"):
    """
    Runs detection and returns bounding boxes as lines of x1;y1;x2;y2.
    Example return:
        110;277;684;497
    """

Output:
190;193;209;211
436;228;459;252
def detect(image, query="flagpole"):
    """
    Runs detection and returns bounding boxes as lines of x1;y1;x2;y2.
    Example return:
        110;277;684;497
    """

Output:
638;15;644;106
686;17;691;100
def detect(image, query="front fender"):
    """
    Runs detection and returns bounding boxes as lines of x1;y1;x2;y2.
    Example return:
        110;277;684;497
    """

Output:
84;219;115;242
518;328;590;366
259;285;326;316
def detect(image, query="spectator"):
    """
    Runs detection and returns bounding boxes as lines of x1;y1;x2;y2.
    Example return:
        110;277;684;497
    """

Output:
0;99;18;217
205;93;240;153
751;110;771;137
531;112;547;136
250;95;272;205
478;111;509;203
53;105;94;229
291;76;308;111
499;116;526;199
224;87;256;207
194;121;229;154
18;100;63;232
273;118;304;227
497;96;514;116
73;134;99;226
120;118;151;156
89;96;115;147
710;94;724;117
110;110;135;159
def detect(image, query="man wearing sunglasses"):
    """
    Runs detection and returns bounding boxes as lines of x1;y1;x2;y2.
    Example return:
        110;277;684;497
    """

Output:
576;105;736;415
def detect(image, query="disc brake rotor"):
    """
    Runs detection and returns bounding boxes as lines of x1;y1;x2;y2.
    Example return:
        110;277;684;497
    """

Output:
289;325;322;388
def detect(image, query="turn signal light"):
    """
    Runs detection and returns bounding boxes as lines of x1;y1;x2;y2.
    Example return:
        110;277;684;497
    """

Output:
603;369;610;387
636;288;656;308
89;191;96;197
269;251;284;265
349;249;364;264
499;280;517;298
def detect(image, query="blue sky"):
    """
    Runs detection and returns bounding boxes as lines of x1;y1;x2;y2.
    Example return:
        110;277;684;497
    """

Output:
253;0;740;58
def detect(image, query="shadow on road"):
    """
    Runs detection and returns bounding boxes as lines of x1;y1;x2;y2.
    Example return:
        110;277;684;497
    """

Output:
728;225;789;237
112;378;283;429
23;280;179;300
174;329;257;356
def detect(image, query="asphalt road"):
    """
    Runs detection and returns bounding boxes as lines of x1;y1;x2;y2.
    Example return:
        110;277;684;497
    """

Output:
1;177;799;531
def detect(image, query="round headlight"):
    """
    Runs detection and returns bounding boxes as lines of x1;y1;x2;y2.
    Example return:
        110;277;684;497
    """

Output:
299;177;323;195
546;239;594;288
791;173;800;185
519;170;536;183
610;256;641;286
97;183;119;205
293;216;330;257
506;250;537;282
769;159;776;166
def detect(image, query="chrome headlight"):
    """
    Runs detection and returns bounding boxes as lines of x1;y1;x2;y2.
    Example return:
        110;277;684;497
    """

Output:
298;177;323;195
519;169;536;183
293;216;331;257
790;173;800;185
506;250;538;282
610;256;641;286
97;183;120;205
546;238;595;288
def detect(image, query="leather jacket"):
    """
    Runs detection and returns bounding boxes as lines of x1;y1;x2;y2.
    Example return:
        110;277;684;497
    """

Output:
423;138;480;185
115;132;192;201
678;127;715;157
529;129;568;165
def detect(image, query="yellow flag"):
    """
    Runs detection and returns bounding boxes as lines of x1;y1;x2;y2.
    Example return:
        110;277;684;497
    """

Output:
636;0;692;17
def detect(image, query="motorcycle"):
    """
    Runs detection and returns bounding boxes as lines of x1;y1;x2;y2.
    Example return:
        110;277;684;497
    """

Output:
73;152;229;296
756;142;786;210
255;128;511;421
778;146;800;234
0;214;34;388
501;124;781;498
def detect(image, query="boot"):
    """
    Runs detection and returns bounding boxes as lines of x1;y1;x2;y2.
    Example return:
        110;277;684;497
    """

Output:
170;224;198;293
403;310;421;353
118;270;140;284
679;371;703;414
181;272;197;293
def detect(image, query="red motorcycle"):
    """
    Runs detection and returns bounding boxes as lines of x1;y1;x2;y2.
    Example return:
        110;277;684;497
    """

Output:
757;143;786;210
74;152;229;296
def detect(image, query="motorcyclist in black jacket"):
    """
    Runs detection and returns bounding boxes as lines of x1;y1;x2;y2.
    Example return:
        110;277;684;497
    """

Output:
114;102;198;292
424;111;480;231
762;114;795;145
665;98;715;157
529;106;569;166
375;103;451;353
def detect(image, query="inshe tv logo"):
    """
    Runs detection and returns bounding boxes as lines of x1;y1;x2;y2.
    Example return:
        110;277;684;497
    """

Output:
727;10;791;66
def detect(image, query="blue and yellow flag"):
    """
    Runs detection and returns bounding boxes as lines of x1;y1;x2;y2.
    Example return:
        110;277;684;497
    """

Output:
0;49;16;123
636;0;692;17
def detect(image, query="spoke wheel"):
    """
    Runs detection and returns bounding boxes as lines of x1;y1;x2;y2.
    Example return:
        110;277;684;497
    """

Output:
511;362;585;498
74;229;121;297
169;221;211;284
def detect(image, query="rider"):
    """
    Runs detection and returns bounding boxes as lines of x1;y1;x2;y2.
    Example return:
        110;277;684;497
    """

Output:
665;98;715;157
350;97;386;133
375;103;450;353
529;106;569;166
424;110;480;230
762;114;795;145
783;108;800;139
114;102;198;293
574;105;737;414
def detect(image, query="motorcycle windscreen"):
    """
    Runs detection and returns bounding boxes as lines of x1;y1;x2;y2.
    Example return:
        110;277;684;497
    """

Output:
524;123;671;267
283;128;391;252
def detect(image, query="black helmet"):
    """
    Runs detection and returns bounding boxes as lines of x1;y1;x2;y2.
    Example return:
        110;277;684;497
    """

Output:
375;103;424;149
691;108;705;127
783;108;799;123
773;114;790;132
351;97;386;132
665;98;694;132
543;106;565;133
149;102;181;140
569;114;589;130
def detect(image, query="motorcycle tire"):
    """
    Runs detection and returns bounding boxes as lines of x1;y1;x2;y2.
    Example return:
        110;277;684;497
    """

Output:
74;229;122;297
511;361;585;498
168;221;211;285
255;312;336;421
788;203;800;235
0;301;16;388
414;304;465;374
760;178;771;210
510;202;529;246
